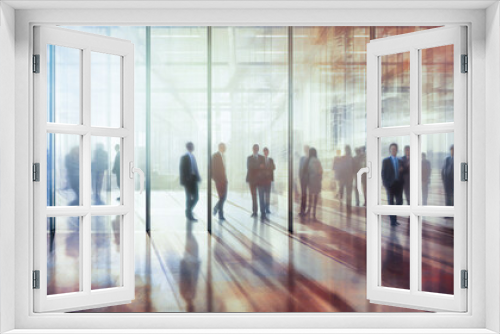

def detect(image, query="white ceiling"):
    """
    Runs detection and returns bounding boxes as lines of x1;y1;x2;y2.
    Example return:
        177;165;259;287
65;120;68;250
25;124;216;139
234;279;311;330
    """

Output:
3;0;497;10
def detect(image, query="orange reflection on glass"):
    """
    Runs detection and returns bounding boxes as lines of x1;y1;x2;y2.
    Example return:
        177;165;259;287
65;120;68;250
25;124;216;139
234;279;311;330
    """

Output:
421;45;454;124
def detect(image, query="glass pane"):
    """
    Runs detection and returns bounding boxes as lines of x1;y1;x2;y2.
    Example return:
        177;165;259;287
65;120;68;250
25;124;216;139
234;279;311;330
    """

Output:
421;216;454;294
380;52;410;127
381;215;410;290
91;52;121;128
150;27;208;229
91;215;121;290
420;133;454;206
421;45;454;124
47;133;80;206
91;137;121;205
380;136;410;205
212;27;289;227
63;26;148;240
47;45;81;124
47;216;80;295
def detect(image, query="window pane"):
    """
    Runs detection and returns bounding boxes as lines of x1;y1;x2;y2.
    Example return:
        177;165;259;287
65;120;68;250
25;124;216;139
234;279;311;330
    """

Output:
421;45;454;124
91;52;121;128
420;133;454;206
421;216;454;294
380;52;410;127
150;27;208;229
380;136;410;205
212;27;289;228
381;215;410;290
47;133;81;206
91;215;121;290
91;137;121;205
47;216;80;295
47;45;81;124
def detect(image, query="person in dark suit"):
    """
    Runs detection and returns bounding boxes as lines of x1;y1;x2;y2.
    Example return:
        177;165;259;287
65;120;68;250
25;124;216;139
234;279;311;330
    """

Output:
401;145;411;205
421;152;431;205
262;147;276;214
246;144;266;220
180;142;201;221
211;142;227;220
441;145;454;206
381;143;404;226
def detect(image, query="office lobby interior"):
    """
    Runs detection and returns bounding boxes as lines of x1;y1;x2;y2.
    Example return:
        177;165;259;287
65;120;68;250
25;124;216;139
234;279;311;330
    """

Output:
44;25;455;313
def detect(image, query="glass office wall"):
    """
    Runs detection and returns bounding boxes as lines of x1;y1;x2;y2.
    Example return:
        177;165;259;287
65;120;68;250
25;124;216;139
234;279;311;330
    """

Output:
211;27;289;229
150;27;208;230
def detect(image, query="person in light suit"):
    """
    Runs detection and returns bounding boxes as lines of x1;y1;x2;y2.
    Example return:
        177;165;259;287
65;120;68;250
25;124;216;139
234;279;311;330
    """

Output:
381;143;404;226
180;142;201;221
211;143;228;220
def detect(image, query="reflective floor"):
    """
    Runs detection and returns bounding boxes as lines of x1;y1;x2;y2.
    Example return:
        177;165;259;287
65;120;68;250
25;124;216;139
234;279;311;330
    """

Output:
39;189;450;313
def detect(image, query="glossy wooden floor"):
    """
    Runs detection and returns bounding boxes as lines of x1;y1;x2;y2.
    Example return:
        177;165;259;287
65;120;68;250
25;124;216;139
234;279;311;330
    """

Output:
45;190;453;313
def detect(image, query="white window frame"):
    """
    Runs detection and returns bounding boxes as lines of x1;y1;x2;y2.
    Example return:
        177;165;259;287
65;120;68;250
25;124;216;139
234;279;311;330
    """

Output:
2;2;498;333
365;26;467;312
32;25;136;313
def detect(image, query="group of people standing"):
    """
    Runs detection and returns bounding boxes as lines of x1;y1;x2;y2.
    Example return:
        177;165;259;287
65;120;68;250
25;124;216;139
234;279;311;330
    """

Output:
179;142;276;222
381;143;454;226
332;145;367;207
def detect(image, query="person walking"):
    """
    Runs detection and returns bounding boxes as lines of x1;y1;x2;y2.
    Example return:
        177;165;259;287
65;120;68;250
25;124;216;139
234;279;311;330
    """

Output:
299;145;310;216
307;148;323;220
180;142;201;221
211;143;228;220
262;147;276;214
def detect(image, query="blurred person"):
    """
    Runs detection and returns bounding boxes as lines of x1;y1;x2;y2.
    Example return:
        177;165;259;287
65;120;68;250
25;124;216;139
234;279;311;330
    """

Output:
91;142;109;201
339;145;354;207
353;147;362;206
211;142;227;221
401;145;411;205
111;144;120;201
441;145;454;206
306;148;323;220
299;145;310;216
332;149;343;198
180;142;201;221
422;152;431;205
381;143;404;226
262;147;276;214
246;144;266;220
65;146;80;205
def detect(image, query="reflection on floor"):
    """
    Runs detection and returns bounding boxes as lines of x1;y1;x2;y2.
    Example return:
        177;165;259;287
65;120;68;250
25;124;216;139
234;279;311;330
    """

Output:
44;190;455;312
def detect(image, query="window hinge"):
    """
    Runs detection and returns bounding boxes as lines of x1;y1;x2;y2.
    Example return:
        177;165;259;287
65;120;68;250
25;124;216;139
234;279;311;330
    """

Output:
33;270;40;289
461;270;468;289
33;163;40;182
461;162;468;181
461;54;468;73
33;54;40;73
